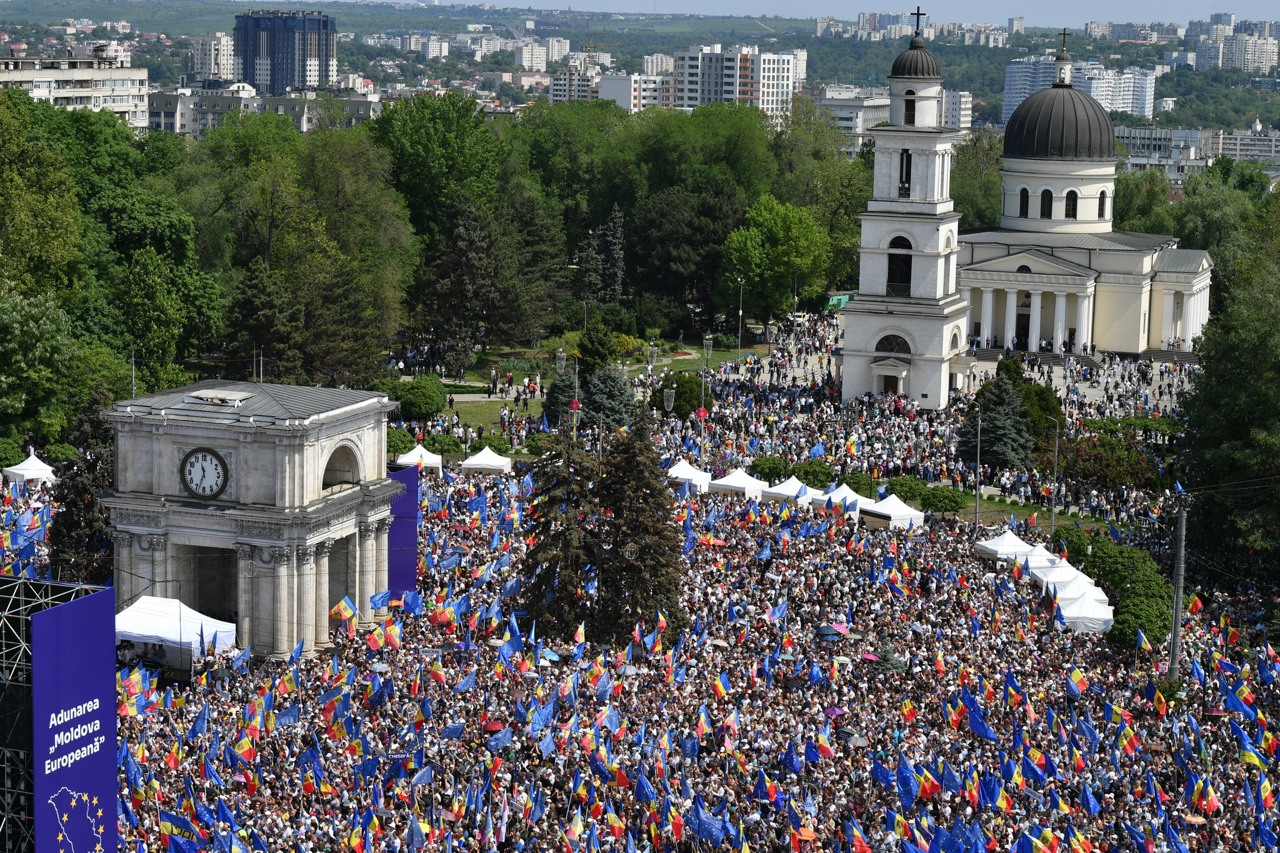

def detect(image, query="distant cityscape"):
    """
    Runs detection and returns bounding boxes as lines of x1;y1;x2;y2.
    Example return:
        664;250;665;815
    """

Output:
0;7;1276;184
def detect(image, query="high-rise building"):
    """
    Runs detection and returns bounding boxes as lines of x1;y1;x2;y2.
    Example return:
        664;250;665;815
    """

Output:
812;85;890;153
942;89;972;132
422;36;449;61
542;37;570;63
513;43;548;72
1008;17;1025;36
643;53;674;75
669;44;795;120
1224;34;1279;73
233;10;338;97
193;32;235;81
595;74;668;113
1003;55;1155;121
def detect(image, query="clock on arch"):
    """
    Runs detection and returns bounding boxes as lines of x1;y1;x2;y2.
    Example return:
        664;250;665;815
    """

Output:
179;447;229;499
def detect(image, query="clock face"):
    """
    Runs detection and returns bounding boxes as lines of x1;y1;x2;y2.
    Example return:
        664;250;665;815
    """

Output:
180;448;229;499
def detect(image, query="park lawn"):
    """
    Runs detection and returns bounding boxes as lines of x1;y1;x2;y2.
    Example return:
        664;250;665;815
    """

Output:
451;397;543;435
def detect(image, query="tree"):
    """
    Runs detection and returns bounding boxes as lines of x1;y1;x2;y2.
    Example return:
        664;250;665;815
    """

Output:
581;366;634;430
956;377;1034;470
720;195;830;331
387;427;416;458
48;396;116;585
1113;170;1176;235
0;291;83;443
950;129;1004;230
518;434;603;635
645;372;703;421
591;414;689;642
886;476;929;504
748;456;789;483
791;459;834;490
576;315;617;380
920;487;968;515
1181;265;1280;552
367;92;500;258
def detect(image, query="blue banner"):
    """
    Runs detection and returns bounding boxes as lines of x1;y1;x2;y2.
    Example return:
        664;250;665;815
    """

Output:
388;466;422;595
33;588;117;853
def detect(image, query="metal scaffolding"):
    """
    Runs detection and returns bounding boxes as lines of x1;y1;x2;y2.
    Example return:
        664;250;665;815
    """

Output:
0;577;104;852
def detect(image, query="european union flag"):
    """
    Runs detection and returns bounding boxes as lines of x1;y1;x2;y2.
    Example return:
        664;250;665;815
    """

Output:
440;722;465;739
485;727;513;753
453;671;477;693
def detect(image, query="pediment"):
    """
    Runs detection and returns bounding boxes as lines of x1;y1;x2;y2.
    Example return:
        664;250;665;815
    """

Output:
961;249;1095;278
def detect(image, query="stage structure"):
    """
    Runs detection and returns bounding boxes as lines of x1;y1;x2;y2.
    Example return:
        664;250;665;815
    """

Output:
0;578;107;853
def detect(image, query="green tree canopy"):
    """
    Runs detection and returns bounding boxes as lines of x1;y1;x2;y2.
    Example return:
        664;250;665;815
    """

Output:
956;377;1034;470
720;195;831;326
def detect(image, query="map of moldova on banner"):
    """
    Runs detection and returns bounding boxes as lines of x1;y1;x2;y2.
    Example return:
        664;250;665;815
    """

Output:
32;588;117;853
388;465;421;593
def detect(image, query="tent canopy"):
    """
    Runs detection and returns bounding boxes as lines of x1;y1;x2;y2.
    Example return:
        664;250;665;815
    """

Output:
974;530;1031;561
3;451;56;486
861;494;925;530
1030;559;1081;591
1020;543;1063;571
460;446;512;474
821;484;873;511
394;444;443;474
709;468;768;500
667;459;711;493
1058;597;1114;633
1051;573;1108;604
116;596;237;661
761;476;812;505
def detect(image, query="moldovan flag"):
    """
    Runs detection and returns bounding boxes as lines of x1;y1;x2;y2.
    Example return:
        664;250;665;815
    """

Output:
331;596;356;621
712;672;731;700
1136;629;1153;653
1187;593;1203;615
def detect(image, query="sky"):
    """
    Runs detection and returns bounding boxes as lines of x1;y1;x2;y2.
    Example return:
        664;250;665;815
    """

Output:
535;2;1279;26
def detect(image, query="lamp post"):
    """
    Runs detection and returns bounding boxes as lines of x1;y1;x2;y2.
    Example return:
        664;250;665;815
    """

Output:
737;277;745;362
972;405;982;536
701;333;714;458
1049;417;1061;539
646;341;658;372
663;387;675;415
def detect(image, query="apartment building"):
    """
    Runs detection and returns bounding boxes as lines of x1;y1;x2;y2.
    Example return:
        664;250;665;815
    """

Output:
193;32;235;81
669;44;796;120
1003;55;1155;121
0;47;148;128
233;10;338;96
513;43;547;72
148;84;380;137
595;73;667;113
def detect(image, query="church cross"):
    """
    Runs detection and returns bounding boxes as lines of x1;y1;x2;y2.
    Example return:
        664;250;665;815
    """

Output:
1059;29;1070;52
911;6;926;36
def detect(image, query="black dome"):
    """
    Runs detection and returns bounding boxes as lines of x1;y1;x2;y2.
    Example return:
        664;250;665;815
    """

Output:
1003;83;1115;161
890;36;941;79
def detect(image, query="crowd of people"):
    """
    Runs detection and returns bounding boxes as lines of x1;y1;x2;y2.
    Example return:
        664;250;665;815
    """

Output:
110;322;1276;853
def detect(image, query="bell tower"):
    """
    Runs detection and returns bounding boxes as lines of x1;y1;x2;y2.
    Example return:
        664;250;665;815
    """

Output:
841;10;971;408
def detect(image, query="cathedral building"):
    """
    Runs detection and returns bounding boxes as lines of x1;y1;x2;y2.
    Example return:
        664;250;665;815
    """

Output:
841;31;1213;409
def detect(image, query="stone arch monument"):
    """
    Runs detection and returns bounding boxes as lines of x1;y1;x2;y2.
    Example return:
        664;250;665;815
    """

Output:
103;381;399;659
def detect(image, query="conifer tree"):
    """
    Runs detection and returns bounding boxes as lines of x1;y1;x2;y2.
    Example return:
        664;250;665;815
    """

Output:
49;396;116;585
592;413;689;643
956;376;1034;471
518;433;602;635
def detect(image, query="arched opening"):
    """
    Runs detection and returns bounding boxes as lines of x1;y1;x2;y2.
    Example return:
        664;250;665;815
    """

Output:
886;236;913;298
1016;265;1032;274
322;445;360;493
950;331;961;352
1018;188;1029;218
1098;190;1108;219
875;334;911;354
1040;189;1053;219
903;89;916;126
897;150;912;198
1065;190;1078;220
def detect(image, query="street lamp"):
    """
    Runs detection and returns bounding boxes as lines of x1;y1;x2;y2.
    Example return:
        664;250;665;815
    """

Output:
663;387;675;414
1049;416;1061;539
556;347;566;373
737;277;745;362
646;341;658;370
972;404;983;537
701;333;714;458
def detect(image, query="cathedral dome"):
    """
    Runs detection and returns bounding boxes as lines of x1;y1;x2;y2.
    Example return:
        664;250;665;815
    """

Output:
1003;82;1115;161
889;36;941;79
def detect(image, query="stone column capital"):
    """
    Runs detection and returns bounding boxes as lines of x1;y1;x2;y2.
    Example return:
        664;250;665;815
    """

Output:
269;546;293;564
376;518;393;534
111;531;134;546
359;522;377;541
234;543;255;561
148;535;168;552
296;546;314;567
314;538;335;558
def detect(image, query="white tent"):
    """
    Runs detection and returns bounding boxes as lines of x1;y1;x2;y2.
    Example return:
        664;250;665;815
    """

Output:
1058;598;1114;633
1051;573;1109;605
3;451;56;486
709;468;768;500
394;443;443;475
821;484;874;512
974;530;1031;561
116;595;236;669
1020;543;1063;571
761;476;813;506
460;446;513;474
667;459;712;494
861;494;926;530
1029;559;1081;592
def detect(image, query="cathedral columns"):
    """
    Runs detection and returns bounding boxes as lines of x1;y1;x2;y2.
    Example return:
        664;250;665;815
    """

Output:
1028;291;1043;351
980;288;994;345
358;522;377;622
1075;293;1089;352
113;532;135;606
1053;292;1067;353
374;520;391;618
1003;289;1018;350
1082;294;1094;352
1162;290;1176;348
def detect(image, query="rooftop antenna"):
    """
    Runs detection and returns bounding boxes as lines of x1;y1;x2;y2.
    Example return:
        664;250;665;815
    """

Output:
911;6;926;37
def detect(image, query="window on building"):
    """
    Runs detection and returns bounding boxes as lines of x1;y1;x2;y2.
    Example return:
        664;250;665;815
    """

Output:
898;150;912;198
875;334;911;354
1065;190;1078;219
1098;190;1108;219
1040;189;1053;219
1018;188;1029;218
887;236;913;297
903;89;916;126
